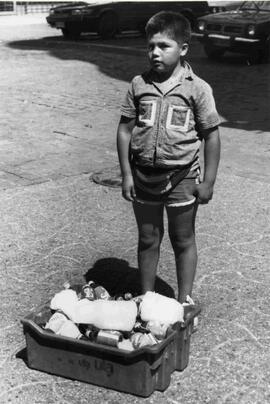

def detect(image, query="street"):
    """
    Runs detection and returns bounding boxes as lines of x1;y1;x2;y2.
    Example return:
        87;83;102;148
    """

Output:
0;13;269;403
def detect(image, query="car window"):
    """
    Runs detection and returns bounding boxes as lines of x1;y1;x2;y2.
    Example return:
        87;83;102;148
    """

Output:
240;1;270;11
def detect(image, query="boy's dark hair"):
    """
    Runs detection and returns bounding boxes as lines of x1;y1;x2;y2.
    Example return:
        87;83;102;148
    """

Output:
145;11;191;44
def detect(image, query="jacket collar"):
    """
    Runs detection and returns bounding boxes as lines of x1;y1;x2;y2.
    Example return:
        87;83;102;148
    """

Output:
143;61;194;85
142;61;194;95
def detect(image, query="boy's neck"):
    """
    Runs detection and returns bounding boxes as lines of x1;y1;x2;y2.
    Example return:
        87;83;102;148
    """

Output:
153;62;184;83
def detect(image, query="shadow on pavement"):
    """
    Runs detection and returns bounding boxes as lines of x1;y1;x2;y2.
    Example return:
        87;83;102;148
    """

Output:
91;165;122;188
84;257;175;298
16;347;28;365
7;35;270;133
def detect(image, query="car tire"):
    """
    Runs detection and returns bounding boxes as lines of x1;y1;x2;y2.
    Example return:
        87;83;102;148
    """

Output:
204;44;226;60
248;40;270;65
61;27;81;40
98;12;118;39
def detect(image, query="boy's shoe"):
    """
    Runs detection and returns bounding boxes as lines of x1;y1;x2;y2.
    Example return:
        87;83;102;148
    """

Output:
182;295;195;306
183;295;199;333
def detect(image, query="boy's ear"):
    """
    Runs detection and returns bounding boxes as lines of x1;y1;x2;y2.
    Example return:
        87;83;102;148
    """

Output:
180;43;189;56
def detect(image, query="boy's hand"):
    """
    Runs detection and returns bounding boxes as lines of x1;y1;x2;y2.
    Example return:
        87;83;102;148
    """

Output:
122;174;136;202
195;181;214;204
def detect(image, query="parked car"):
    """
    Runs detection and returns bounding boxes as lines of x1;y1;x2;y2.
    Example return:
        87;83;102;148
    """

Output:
194;1;270;63
208;1;242;13
46;1;212;39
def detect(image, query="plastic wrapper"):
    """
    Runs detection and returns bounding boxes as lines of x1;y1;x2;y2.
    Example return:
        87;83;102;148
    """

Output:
44;312;68;334
45;313;82;339
50;289;79;320
140;292;184;325
117;339;135;351
146;320;169;340
130;332;158;349
73;299;138;331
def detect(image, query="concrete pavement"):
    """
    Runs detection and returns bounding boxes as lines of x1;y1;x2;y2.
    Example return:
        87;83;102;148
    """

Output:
0;14;269;404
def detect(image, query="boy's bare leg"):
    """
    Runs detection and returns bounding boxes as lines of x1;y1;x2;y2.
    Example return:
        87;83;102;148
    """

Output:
166;203;198;303
133;202;164;294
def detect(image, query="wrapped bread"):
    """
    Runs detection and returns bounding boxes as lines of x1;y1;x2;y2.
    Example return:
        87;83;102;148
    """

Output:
140;292;184;325
50;289;79;320
73;299;138;331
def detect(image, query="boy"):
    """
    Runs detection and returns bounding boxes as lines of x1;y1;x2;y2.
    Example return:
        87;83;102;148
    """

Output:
117;12;220;304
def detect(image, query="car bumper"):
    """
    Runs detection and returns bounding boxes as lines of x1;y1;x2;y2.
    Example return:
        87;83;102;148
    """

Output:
193;32;260;43
192;32;261;53
46;17;66;28
46;16;73;27
46;14;98;32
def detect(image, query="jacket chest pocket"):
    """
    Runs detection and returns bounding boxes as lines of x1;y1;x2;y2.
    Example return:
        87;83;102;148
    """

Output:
166;105;191;132
138;100;157;127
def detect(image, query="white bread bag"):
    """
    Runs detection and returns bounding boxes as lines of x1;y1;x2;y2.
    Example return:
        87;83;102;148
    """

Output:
139;291;184;325
73;299;138;331
50;289;79;320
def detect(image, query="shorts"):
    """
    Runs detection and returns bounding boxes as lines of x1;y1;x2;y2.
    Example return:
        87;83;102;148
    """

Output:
134;174;200;207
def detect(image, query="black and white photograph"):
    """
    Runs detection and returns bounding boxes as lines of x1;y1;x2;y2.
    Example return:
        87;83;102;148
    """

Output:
0;0;269;402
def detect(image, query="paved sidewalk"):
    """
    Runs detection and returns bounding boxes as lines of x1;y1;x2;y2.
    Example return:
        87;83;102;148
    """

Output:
0;14;269;404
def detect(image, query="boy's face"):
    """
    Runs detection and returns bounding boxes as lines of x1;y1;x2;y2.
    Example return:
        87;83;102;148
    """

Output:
147;31;188;76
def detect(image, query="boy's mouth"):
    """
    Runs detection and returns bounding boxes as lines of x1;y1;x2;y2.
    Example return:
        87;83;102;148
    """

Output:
152;60;163;68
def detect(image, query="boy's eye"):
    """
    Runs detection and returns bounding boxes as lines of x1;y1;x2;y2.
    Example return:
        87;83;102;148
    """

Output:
148;43;170;51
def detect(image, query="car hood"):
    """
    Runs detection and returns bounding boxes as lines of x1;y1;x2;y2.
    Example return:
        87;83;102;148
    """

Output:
50;2;90;11
201;9;270;24
50;0;114;11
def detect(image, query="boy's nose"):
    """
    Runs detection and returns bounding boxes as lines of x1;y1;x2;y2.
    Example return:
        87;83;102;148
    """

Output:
151;47;160;57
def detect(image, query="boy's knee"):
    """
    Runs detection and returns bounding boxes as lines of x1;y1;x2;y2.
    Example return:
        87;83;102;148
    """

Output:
139;228;163;249
169;232;195;251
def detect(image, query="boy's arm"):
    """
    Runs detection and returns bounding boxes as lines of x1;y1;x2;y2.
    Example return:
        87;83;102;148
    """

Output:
117;116;136;201
197;126;221;204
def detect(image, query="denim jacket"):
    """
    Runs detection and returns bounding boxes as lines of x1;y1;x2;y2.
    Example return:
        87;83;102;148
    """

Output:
120;62;220;171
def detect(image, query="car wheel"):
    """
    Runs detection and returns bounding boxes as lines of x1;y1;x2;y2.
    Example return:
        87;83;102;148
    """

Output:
247;38;270;64
98;12;118;39
61;27;81;40
204;44;226;60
